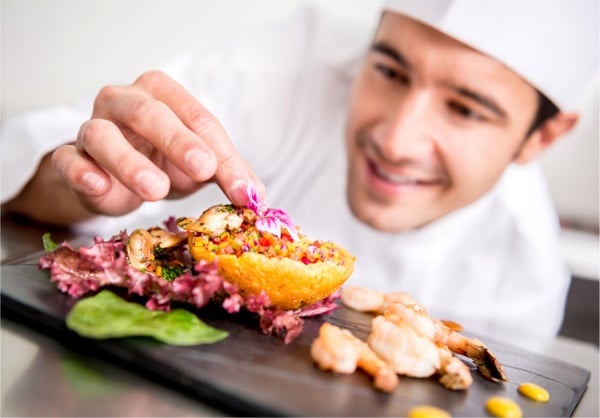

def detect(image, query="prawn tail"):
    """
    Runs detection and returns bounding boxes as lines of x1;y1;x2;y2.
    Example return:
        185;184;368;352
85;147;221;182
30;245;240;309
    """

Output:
474;348;509;382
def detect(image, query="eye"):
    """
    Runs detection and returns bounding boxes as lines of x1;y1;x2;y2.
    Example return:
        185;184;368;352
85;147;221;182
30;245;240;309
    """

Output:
374;63;409;84
448;101;486;122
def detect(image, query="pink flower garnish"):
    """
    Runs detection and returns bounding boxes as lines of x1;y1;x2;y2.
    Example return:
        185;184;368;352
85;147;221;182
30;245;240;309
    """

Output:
246;183;299;241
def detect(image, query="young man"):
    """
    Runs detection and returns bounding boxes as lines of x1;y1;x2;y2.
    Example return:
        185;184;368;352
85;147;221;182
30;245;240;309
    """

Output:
2;0;597;349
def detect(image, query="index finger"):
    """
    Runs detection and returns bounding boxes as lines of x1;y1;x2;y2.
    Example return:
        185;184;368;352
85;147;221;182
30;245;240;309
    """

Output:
133;70;264;205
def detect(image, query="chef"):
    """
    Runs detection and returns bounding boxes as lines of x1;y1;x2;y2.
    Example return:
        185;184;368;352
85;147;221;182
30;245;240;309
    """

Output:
2;0;597;350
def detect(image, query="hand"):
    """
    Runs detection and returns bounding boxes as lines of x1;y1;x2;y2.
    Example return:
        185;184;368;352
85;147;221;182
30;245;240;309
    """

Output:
52;70;263;216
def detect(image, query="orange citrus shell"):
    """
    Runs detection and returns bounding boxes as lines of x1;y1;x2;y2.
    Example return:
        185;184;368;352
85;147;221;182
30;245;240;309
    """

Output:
188;235;355;310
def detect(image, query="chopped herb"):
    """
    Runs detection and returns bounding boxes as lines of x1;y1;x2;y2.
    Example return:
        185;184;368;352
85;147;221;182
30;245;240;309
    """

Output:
160;264;186;281
213;204;235;213
42;232;58;252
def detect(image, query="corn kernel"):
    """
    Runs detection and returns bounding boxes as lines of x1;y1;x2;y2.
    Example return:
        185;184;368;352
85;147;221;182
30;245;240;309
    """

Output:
485;396;523;417
408;405;451;418
518;382;550;402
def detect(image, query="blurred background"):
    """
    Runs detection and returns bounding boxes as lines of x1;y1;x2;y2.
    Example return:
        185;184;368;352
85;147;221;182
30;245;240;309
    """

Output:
2;0;598;343
1;0;383;117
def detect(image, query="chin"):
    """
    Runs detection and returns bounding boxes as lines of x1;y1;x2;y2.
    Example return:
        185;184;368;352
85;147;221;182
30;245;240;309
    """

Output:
346;194;421;233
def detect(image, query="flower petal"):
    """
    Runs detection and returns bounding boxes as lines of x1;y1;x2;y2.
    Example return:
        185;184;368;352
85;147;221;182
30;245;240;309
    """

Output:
256;216;282;238
265;208;299;241
245;183;299;241
245;182;262;215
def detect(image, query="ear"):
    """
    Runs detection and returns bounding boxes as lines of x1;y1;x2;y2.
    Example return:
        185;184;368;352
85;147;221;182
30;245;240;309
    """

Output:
514;112;579;164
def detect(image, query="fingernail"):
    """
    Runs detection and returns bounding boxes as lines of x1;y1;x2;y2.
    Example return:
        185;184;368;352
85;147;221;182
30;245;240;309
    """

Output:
82;171;106;194
230;179;249;205
185;149;211;179
135;170;166;199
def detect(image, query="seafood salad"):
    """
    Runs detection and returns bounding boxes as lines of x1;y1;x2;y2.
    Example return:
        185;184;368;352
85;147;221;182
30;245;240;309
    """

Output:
39;184;352;344
176;185;354;311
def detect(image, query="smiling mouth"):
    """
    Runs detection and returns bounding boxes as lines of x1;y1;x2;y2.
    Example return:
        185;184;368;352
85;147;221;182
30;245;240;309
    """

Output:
368;160;440;186
357;133;444;187
372;163;419;184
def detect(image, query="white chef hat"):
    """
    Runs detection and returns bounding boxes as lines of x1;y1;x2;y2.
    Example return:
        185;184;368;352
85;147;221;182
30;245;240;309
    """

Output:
382;0;599;110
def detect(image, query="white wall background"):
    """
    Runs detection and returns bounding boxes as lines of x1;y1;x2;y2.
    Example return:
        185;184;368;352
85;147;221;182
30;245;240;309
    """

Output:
2;0;598;235
1;0;382;117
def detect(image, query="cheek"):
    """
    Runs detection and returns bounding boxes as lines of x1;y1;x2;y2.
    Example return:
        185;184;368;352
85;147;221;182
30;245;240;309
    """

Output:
347;81;371;127
442;134;515;202
346;65;387;124
345;80;372;151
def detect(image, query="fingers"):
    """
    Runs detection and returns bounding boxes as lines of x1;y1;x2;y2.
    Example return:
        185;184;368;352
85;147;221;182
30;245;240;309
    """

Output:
133;71;232;158
52;142;145;216
131;71;264;205
77;119;174;201
93;84;218;183
52;143;110;196
215;153;266;205
87;70;263;208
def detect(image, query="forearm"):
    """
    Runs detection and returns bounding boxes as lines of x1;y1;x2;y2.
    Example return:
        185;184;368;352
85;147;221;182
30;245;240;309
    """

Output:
2;151;97;226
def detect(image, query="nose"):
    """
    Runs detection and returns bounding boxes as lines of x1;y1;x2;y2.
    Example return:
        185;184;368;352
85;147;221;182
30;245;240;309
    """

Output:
373;90;437;163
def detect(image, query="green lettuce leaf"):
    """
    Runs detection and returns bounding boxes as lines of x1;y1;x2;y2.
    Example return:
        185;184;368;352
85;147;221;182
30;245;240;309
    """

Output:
66;290;228;345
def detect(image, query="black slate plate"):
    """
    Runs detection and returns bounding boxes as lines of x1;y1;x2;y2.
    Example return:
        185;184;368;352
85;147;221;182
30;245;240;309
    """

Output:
0;263;590;416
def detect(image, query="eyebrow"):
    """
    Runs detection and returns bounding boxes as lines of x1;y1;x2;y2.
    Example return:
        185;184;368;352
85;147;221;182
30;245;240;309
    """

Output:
371;41;411;68
371;41;508;119
452;86;507;119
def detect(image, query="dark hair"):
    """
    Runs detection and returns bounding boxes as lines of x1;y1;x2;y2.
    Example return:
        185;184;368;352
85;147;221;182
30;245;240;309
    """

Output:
526;91;560;137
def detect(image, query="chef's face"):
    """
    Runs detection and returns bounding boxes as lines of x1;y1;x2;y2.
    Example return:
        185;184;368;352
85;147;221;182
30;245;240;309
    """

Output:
345;13;539;232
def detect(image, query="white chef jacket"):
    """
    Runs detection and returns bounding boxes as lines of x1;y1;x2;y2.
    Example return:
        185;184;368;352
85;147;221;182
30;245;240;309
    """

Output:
1;5;570;351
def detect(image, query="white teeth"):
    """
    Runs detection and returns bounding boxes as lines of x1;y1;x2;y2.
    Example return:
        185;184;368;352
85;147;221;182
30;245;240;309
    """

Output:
374;165;419;184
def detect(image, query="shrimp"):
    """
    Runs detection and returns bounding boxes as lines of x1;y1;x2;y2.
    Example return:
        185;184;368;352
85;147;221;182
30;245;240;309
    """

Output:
340;285;385;312
342;285;508;383
369;314;473;390
341;285;417;313
383;291;419;307
311;322;361;374
311;322;399;392
385;302;508;382
368;314;441;378
444;332;507;382
437;345;473;390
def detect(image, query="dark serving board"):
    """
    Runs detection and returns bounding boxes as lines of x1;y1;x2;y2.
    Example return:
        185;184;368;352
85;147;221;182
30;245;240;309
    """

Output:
1;263;590;416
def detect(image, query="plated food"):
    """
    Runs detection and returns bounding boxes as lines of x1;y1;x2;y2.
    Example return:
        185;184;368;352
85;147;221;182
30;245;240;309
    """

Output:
39;184;354;343
177;204;355;311
311;285;508;393
35;186;557;415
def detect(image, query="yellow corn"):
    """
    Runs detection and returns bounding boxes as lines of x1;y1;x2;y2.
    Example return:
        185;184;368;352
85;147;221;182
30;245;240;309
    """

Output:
408;405;451;418
485;396;523;417
518;382;550;402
